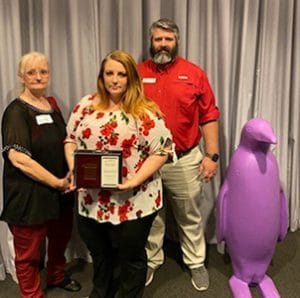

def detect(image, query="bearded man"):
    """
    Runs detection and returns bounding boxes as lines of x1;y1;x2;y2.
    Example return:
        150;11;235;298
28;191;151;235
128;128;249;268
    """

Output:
138;18;220;292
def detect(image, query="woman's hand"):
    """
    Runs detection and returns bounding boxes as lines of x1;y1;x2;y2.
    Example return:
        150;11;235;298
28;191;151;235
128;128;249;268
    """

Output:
62;171;76;193
117;179;136;192
8;148;76;191
57;176;71;192
116;154;168;192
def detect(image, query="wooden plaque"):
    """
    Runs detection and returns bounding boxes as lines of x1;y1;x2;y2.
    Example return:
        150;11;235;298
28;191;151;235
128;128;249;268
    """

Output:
74;150;122;189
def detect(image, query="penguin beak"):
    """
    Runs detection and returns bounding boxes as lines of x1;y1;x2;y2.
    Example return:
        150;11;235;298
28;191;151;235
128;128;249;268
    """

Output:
258;132;277;145
269;135;277;144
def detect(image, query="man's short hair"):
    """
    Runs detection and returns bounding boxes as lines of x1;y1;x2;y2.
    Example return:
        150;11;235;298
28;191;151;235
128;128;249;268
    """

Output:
149;18;180;41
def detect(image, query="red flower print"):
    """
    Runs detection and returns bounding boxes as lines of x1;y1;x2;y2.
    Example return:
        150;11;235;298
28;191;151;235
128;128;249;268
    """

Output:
141;114;155;136
136;210;143;218
141;184;148;192
83;193;93;205
135;160;144;173
73;104;80;113
82;128;91;139
122;148;131;159
109;134;118;145
118;206;128;222
96;140;104;150
81;108;88;116
97;209;104;220
139;143;150;160
155;191;162;208
96;112;104;119
89;94;97;100
101;123;113;137
70;134;75;140
121;135;136;158
100;120;119;145
108;204;115;214
111;122;117;128
74;120;80;129
98;191;111;205
101;120;117;135
122;166;128;178
118;200;131;222
81;106;94;116
88;107;94;114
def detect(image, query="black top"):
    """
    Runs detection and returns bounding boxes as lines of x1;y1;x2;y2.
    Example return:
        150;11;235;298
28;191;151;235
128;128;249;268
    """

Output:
1;98;71;225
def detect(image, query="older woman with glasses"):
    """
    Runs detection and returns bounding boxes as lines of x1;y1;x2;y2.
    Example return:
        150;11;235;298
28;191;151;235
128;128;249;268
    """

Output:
1;51;81;297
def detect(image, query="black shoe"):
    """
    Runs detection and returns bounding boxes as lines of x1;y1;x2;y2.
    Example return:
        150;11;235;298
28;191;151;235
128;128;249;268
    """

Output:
48;278;81;292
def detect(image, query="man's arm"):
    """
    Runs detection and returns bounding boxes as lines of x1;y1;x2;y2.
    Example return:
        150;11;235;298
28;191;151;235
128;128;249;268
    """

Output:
201;120;219;155
199;120;219;182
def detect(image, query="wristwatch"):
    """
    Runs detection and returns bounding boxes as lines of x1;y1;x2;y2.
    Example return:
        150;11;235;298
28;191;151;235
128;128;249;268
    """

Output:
205;152;219;162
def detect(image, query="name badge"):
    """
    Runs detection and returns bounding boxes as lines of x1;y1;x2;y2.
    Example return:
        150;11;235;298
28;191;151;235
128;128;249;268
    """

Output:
36;114;53;125
178;75;188;80
142;77;156;83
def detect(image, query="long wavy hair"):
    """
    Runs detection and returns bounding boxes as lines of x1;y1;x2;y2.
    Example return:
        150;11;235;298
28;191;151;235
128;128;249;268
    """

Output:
96;50;161;118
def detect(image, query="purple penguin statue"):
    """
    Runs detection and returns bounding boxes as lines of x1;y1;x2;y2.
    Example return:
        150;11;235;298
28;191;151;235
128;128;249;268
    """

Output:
217;118;288;298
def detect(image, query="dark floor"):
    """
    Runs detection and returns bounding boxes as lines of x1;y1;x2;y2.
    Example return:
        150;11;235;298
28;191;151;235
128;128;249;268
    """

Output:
0;230;300;298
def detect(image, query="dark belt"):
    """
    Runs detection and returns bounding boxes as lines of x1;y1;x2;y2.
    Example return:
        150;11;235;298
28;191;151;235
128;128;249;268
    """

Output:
176;144;198;159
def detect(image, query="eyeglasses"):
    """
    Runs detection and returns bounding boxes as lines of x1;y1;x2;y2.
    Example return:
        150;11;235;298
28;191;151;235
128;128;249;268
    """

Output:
24;70;49;77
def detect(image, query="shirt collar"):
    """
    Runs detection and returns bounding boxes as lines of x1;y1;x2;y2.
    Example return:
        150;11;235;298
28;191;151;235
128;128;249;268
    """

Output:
150;56;180;73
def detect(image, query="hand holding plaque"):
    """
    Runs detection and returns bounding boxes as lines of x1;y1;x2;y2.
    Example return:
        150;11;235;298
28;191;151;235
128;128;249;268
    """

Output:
74;150;122;189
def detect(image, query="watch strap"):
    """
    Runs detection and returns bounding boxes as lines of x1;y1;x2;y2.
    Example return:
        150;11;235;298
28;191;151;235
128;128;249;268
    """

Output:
205;152;219;162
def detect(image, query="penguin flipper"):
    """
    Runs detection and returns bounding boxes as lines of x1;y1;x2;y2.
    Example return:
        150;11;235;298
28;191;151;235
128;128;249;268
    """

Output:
229;275;251;298
216;181;228;242
257;275;280;298
278;186;288;241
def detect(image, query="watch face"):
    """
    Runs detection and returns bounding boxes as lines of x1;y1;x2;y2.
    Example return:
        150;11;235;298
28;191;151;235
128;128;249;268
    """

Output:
211;154;219;162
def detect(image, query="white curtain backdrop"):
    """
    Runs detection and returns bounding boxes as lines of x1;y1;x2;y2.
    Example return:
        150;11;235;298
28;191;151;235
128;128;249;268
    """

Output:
0;0;299;281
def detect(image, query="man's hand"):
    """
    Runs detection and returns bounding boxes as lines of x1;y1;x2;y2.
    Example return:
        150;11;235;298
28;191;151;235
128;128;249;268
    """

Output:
199;156;218;182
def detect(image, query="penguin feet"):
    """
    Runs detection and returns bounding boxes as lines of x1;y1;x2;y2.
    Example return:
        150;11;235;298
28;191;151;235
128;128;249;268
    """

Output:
229;275;252;298
256;275;280;298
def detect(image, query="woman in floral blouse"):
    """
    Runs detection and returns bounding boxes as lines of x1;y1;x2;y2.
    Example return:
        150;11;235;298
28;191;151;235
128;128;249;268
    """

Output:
64;50;172;298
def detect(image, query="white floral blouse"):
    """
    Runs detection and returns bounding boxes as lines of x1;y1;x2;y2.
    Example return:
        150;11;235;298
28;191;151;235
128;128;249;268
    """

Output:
65;94;172;225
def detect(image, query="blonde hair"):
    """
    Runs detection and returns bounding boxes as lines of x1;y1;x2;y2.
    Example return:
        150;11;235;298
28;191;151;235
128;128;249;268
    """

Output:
96;50;161;118
18;51;49;92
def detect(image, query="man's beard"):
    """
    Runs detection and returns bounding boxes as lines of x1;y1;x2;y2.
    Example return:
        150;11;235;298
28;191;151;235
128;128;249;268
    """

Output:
150;44;178;65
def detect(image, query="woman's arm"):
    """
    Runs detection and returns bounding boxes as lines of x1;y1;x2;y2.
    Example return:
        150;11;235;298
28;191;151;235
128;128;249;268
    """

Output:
117;154;168;191
64;142;77;172
64;142;78;190
8;149;70;191
117;111;172;190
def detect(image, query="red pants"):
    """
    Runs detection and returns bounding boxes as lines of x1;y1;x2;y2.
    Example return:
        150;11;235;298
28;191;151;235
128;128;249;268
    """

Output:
10;207;73;298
